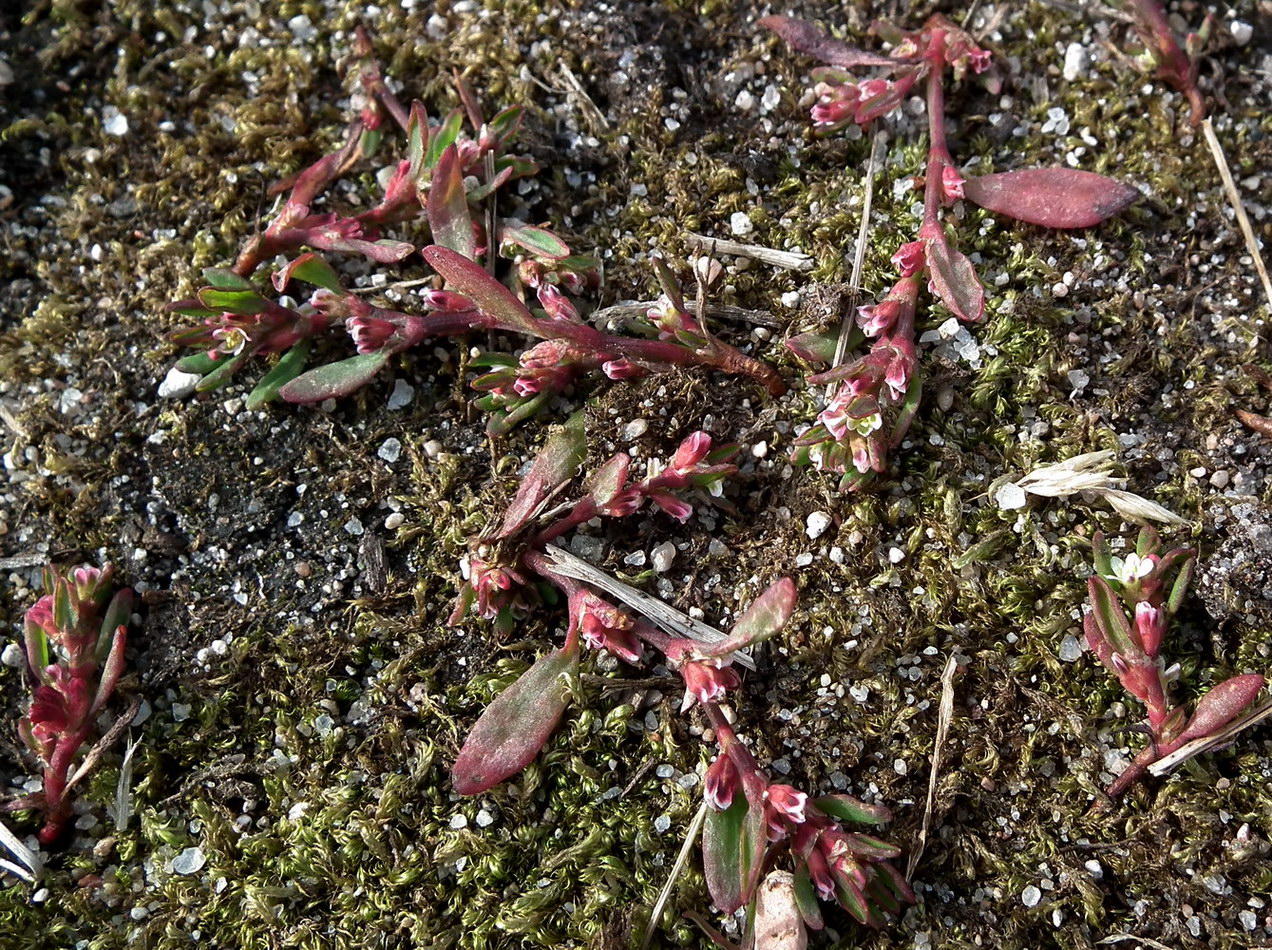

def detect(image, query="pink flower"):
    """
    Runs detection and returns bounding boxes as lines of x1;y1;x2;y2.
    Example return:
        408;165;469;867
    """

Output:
764;783;808;841
24;596;56;638
600;487;644;518
647;296;699;340
513;341;573;396
536;284;579;323
856;300;900;337
1134;601;1166;658
602;358;642;380
891;240;926;278
650;490;694;522
680;660;741;712
419;289;474;312
670;432;712;473
704;754;739;811
884;347;917;401
942;165;966;202
577;594;642;664
348;315;398;354
469;558;526;619
968;47;992;74
805;845;837;900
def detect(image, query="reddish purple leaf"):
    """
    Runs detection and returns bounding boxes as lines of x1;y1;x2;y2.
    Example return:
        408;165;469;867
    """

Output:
423;245;539;336
962;169;1139;229
925;234;985;323
697;578;798;659
427;144;476;259
451;642;578;795
496;413;586;538
1179;673;1265;742
585;453;630;507
760;15;899;68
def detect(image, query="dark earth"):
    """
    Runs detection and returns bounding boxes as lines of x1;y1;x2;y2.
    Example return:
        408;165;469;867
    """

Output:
2;0;1272;948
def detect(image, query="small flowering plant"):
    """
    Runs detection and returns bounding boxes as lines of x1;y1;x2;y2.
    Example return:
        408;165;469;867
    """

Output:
166;31;782;433
3;564;132;845
764;14;1138;489
448;417;911;934
1121;0;1211;126
1084;527;1265;798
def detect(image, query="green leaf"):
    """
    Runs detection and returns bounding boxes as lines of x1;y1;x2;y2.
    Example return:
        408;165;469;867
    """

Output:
176;352;230;375
1088;575;1138;656
1167;556;1195;614
925;233;984;323
96;589;133;661
425;109;463;168
278;351;390;403
843;833;901;860
702;778;767;914
786;327;845;365
423;245;538;335
485;391;551;436
169;303;220;318
792;866;825;930
888;369;923;448
486;104;524;144
500;223;570;260
427;144;476;259
246;340;312;410
196;350;250;392
202;268;253;291
834;876;872;926
813;794;892;826
274;253;343;293
495;412;586;538
52;577;74;632
198;288;267;315
451;641;578;795
406;101;429;175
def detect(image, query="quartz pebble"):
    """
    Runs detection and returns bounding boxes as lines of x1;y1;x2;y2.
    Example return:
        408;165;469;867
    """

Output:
806;511;832;540
652;542;676;573
172;847;206;875
1021;885;1042;908
730;211;754;237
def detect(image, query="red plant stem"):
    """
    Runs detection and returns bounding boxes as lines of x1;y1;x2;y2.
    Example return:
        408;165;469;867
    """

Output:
1125;0;1204;126
362;299;786;396
526;500;599;550
918;31;951;242
38;728;90;844
704;703;763;778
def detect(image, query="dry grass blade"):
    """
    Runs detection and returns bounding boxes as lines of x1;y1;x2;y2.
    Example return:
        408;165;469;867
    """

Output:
1097;934;1176;950
1147;696;1272;777
830;126;887;395
65;696;143;794
542;546;756;670
686;232;813;272
1202;118;1272;319
908;654;958;879
593;301;780;330
113;732;144;832
0;819;41;882
1000;450;1185;524
558;62;610;133
639;801;707;950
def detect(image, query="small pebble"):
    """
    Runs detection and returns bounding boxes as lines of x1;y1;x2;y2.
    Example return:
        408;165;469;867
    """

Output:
343;518;364;536
1062;42;1089;82
652;542;676;573
1021;885;1042;908
384;512;404;530
377;438;402;463
622;419;648;441
172;847;206;875
1231;21;1253;46
730;211;754;237
387;379;415;410
158;367;201;399
1058;635;1083;662
806;511;832;540
102;106;129;137
1;642;24;667
995;482;1027;510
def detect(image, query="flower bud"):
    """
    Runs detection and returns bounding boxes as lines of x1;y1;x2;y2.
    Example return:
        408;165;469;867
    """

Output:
680;660;741;712
890;241;926;278
704;754;739;811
